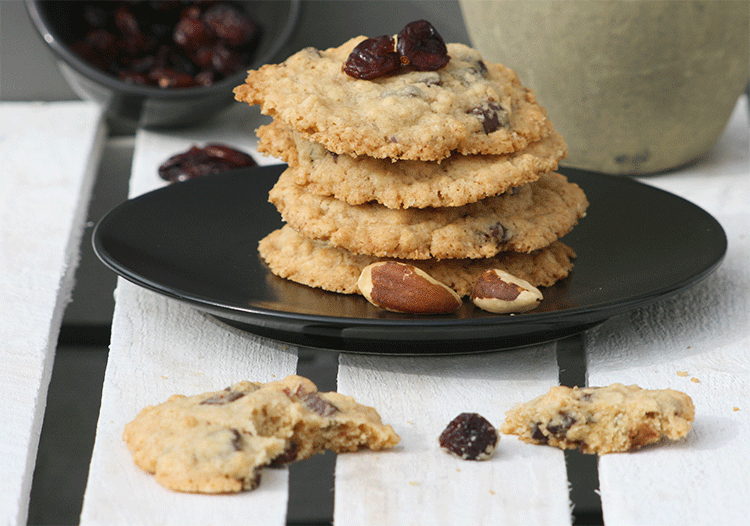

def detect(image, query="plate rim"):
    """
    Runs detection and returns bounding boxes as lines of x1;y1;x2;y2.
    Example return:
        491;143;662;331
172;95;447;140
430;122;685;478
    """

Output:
92;165;727;349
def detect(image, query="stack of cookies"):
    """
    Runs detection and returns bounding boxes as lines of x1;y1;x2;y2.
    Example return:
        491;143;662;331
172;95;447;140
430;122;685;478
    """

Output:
234;27;588;313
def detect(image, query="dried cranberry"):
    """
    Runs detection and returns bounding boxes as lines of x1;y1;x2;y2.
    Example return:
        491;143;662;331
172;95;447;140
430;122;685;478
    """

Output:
283;384;339;417
195;69;215;87
468;102;509;134
203;4;258;48
192;46;215;69
68;1;262;89
230;428;243;451
343;21;450;80
343;35;400;80
181;4;203;20
173;16;214;51
531;423;549;443
439;413;498;461
488;222;509;242
299;392;338;417
208;43;244;76
397;20;449;71
269;441;300;467
546;413;577;438
202;144;257;167
201;388;245;405
200;388;246;405
158;143;257;183
114;5;141;39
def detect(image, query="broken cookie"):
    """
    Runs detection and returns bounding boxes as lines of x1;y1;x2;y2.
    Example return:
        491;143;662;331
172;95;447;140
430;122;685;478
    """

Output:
500;383;695;455
123;375;400;493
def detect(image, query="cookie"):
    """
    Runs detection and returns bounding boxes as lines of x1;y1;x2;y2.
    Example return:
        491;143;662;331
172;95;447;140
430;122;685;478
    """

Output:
500;384;695;455
257;119;568;209
234;38;553;161
258;225;576;297
269;169;588;260
123;375;400;493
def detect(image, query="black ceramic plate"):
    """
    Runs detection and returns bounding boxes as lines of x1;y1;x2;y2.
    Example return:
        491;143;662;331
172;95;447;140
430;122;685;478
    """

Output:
93;165;726;354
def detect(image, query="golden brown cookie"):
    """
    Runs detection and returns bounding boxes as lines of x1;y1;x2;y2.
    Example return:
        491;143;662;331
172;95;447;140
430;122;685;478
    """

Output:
269;169;588;260
123;375;400;493
258;225;576;297
234;38;553;161
257;119;567;209
500;384;695;454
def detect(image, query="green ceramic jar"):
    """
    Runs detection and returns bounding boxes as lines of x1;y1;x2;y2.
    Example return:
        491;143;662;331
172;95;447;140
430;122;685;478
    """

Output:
460;0;749;174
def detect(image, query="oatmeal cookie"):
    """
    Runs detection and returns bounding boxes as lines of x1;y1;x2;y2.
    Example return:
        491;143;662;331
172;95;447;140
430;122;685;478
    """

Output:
258;225;576;297
269;169;588;260
500;384;695;454
234;38;553;161
123;375;400;493
257;119;567;209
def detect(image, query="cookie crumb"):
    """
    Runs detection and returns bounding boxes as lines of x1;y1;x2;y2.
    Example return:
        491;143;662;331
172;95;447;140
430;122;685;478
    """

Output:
733;407;740;412
690;377;700;383
676;371;689;377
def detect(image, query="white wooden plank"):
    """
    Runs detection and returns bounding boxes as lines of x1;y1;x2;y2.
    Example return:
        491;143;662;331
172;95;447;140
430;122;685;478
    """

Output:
335;347;572;526
0;101;106;526
585;95;750;525
80;103;297;526
79;284;298;526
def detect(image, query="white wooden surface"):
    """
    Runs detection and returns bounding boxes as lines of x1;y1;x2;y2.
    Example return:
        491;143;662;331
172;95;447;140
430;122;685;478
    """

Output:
73;94;748;525
0;102;105;526
79;104;299;526
335;350;571;526
586;96;750;525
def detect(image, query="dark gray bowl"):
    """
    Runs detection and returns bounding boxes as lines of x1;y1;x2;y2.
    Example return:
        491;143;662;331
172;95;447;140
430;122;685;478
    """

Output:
25;0;299;129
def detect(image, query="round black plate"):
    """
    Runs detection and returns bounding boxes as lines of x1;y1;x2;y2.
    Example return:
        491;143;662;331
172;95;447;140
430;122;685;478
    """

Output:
93;165;726;354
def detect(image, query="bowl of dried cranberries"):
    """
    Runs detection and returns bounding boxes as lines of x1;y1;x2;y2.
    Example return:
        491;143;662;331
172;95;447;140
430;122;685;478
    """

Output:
26;0;299;128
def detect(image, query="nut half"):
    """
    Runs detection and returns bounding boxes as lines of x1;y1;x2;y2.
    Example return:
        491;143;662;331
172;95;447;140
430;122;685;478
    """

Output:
358;261;462;314
470;269;543;314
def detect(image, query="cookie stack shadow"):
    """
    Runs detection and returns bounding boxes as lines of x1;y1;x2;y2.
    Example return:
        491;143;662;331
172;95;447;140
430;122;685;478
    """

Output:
234;37;589;310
